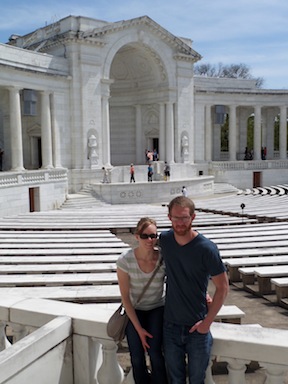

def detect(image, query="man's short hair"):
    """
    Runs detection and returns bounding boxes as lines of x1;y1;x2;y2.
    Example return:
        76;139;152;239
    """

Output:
168;196;195;215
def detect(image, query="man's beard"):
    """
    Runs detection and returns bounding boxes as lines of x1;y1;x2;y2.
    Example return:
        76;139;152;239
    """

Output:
172;223;191;236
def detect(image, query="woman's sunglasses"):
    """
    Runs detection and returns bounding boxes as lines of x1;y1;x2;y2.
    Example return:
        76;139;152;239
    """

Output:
139;233;158;239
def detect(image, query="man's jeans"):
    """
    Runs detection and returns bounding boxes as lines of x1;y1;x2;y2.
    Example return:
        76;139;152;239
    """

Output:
163;320;213;384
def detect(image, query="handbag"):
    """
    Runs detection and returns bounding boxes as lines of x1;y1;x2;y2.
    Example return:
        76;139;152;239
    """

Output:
106;303;129;342
107;256;163;342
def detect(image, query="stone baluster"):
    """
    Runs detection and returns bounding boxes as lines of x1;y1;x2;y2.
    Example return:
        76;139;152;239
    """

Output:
11;323;30;343
0;321;9;351
97;340;124;384
224;357;250;384
204;356;215;384
261;362;287;384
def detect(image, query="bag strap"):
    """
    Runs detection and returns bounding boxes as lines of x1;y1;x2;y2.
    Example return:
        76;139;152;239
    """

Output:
135;255;163;305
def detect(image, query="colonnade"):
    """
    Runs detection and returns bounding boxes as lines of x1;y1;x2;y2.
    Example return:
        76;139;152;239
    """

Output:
203;104;288;162
7;87;61;171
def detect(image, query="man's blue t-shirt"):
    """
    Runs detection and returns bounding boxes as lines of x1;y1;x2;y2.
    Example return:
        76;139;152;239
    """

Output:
159;230;226;326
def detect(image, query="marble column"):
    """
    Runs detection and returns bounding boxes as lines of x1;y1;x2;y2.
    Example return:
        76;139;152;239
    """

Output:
135;105;142;164
205;105;212;161
265;108;276;160
229;105;237;161
279;106;287;159
159;103;165;161
165;102;174;163
101;79;113;167
101;96;111;167
50;93;62;168
254;105;262;160
40;91;53;169
8;87;24;171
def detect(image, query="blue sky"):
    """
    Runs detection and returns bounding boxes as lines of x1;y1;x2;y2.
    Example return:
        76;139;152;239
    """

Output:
1;0;287;89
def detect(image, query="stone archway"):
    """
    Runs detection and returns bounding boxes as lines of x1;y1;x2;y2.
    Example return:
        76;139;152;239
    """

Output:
109;43;168;165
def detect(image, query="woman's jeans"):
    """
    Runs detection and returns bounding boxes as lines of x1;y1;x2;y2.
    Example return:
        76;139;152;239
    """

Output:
125;306;168;384
163;320;213;384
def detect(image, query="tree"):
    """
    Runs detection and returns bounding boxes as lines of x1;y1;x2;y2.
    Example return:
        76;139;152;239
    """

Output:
194;62;264;88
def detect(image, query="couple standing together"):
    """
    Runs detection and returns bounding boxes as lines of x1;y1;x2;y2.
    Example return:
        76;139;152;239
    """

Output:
117;196;229;384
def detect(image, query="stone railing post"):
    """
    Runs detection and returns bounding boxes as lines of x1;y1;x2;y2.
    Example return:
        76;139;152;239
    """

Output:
224;357;250;384
0;322;9;351
11;323;30;343
97;340;124;384
204;357;215;384
262;362;287;384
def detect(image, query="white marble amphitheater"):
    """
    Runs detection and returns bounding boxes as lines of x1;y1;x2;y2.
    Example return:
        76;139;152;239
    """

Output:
0;14;288;383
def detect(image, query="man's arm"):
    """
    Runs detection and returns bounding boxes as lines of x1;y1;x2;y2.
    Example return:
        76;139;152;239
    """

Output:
189;271;229;334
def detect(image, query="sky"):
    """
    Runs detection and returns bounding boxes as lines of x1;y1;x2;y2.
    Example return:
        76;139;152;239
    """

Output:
1;0;288;90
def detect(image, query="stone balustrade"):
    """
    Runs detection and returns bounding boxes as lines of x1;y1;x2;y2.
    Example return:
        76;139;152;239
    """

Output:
211;159;288;171
0;169;67;187
0;297;287;383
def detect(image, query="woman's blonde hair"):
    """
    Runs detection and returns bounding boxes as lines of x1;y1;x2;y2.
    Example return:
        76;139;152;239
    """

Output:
135;217;157;235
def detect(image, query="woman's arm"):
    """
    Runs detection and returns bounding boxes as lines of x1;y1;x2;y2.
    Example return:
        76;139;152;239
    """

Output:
117;268;153;351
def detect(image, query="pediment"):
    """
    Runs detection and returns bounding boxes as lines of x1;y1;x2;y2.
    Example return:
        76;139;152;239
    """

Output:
27;123;41;137
83;15;201;62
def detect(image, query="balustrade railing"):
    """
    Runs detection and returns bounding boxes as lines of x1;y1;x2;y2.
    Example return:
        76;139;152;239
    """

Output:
0;297;287;384
0;169;67;187
210;159;288;172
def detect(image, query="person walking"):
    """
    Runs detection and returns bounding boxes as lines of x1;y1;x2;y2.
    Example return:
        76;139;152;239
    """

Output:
148;164;153;182
102;167;110;183
117;217;168;384
130;163;136;183
163;162;170;181
182;186;187;197
159;196;229;383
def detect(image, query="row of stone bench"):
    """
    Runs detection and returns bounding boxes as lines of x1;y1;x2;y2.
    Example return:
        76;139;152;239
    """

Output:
196;189;288;221
237;265;288;308
2;193;288;317
0;224;246;323
2;218;288;308
238;184;288;196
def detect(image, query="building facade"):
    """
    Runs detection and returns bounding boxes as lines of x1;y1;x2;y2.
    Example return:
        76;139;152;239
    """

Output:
0;15;288;215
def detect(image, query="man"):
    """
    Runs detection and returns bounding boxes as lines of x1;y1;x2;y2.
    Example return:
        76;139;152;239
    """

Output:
159;196;229;384
130;163;135;183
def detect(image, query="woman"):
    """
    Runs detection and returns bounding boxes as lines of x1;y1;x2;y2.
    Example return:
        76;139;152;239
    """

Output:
117;217;168;384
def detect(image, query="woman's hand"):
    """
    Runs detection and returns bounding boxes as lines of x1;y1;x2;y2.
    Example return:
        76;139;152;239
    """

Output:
138;328;153;352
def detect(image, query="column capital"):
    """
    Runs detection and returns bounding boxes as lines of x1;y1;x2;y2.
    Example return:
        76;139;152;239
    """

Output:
7;86;22;93
39;90;52;96
101;78;114;98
